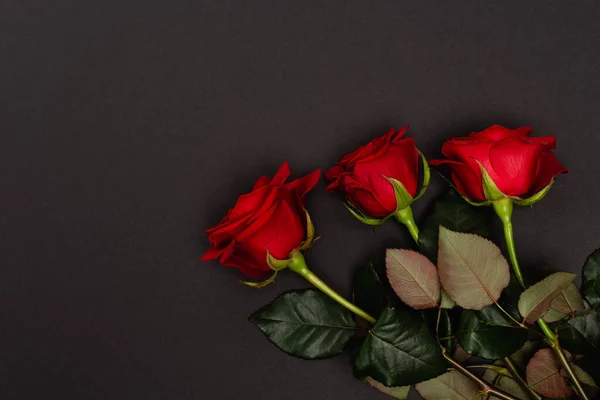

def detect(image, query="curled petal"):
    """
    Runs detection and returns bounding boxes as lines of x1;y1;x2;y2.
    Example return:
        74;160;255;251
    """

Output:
284;169;321;198
529;152;568;195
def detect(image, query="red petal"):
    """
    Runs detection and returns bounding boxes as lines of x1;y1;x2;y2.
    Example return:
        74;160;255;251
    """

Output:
525;135;557;151
390;125;409;141
441;139;500;184
200;246;223;261
325;165;344;181
284;169;321;198
470;125;531;141
436;160;486;202
488;139;542;197
529;152;568;194
241;199;305;261
270;162;291;185
252;175;271;190
220;246;270;279
384;137;419;196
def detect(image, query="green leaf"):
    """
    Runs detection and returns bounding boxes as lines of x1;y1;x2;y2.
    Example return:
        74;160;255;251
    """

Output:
249;289;356;359
365;377;410;399
542;308;567;323
353;261;387;318
354;307;447;387
550;283;584;315
415;370;479;400
557;311;600;354
518;272;577;323
566;363;598;388
509;340;541;368
526;348;573;399
577;356;600;386
582;248;600;308
386;249;441;310
418;190;491;263
482;369;530;400
456;306;528;360
437;227;510;310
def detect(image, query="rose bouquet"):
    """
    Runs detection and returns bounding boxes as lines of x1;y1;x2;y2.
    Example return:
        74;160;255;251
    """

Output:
202;125;599;400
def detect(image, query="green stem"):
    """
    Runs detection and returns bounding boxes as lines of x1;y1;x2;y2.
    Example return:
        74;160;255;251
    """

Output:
503;356;542;400
442;350;520;400
394;206;419;244
493;199;589;400
492;199;525;288
287;251;376;324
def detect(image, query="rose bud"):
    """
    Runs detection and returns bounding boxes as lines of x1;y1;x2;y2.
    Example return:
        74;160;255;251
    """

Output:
201;162;321;287
325;126;429;240
429;125;567;207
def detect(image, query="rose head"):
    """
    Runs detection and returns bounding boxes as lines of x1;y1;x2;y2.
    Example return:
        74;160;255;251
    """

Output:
201;162;321;279
429;125;567;204
325;126;426;220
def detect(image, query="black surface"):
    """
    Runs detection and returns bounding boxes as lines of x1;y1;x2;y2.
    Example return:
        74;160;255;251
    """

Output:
2;1;600;399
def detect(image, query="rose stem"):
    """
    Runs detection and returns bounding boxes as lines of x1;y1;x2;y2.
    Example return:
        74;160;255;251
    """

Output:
393;207;420;243
493;198;589;400
503;357;542;400
287;250;376;324
442;350;520;400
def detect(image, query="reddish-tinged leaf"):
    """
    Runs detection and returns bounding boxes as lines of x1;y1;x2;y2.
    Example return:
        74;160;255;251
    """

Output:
518;272;577;323
526;348;573;398
437;227;510;310
386;249;441;310
550;283;585;315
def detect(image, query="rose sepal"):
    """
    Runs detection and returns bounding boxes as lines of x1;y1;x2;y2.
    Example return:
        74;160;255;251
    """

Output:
477;161;508;202
344;201;390;226
385;176;415;211
297;209;318;250
513;179;554;206
238;272;279;289
412;150;430;202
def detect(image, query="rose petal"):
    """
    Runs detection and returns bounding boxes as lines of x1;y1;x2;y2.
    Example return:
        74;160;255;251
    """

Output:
431;159;486;201
529;152;568;195
200;246;223;261
346;186;391;218
284;169;321;198
270;161;291;185
252;175;271;190
470;125;532;141
441;139;500;184
525;135;557;151
390;125;409;141
241;199;306;261
488;138;543;197
324;165;344;181
220;246;269;279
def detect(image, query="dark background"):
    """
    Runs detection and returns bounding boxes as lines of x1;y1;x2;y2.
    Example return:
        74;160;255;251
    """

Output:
2;1;600;399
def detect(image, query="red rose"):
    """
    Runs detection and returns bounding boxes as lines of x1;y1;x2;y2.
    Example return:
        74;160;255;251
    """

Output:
201;162;321;279
325;126;421;218
429;125;567;202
